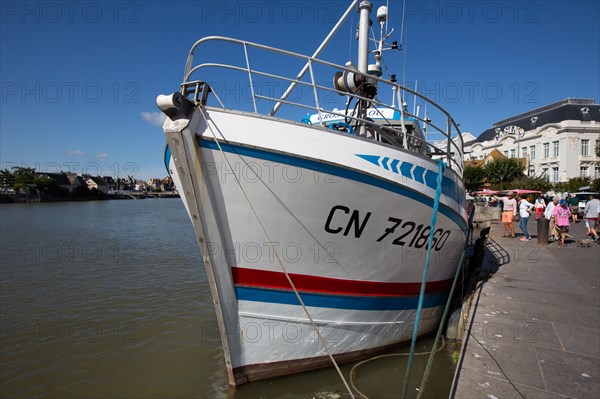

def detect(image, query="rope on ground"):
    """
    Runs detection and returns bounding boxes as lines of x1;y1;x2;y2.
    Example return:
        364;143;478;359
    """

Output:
199;107;356;399
400;158;445;399
350;336;446;399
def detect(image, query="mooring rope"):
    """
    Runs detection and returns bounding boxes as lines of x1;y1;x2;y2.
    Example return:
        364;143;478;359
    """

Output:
350;336;446;399
416;233;469;398
198;107;356;399
401;158;445;399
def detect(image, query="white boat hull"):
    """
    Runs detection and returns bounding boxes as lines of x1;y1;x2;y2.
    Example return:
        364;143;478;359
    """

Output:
165;108;467;384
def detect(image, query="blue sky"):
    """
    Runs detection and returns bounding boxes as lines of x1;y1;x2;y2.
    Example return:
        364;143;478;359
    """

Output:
1;0;598;180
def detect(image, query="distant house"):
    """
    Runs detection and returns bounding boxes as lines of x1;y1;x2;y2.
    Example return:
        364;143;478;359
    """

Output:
102;176;117;191
466;148;527;170
147;178;162;191
36;172;84;194
65;173;86;193
85;176;109;194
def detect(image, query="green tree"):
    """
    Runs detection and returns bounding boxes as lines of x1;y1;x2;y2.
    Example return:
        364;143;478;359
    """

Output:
11;166;36;191
463;165;487;191
508;176;553;193
0;169;13;192
34;176;66;195
554;177;592;193
483;158;524;188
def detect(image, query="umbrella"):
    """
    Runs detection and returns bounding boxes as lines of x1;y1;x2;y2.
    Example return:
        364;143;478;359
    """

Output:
471;189;499;195
503;189;542;194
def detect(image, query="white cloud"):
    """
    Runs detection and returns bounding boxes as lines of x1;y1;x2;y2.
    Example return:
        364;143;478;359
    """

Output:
95;152;108;162
66;149;86;157
141;111;166;127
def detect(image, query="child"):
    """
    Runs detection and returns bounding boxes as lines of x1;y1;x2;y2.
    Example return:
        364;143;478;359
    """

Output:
534;196;546;220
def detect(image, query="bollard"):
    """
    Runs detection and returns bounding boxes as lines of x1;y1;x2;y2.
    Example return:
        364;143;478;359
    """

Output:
537;218;549;245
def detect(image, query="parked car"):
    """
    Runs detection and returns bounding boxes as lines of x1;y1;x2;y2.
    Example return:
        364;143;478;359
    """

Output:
569;192;597;216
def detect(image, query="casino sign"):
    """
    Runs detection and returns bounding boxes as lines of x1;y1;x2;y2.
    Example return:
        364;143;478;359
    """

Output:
495;125;525;142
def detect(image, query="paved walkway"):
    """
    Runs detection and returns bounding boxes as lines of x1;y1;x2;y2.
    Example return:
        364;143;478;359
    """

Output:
451;218;600;398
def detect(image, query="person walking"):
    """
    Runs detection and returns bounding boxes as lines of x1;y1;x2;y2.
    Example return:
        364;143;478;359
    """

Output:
545;196;560;241
518;195;534;241
553;199;572;246
534;195;546;220
495;192;517;238
584;193;600;242
568;194;579;223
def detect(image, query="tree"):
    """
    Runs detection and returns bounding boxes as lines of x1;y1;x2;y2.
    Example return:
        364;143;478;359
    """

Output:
508;176;553;193
34;176;66;195
11;166;36;191
591;178;600;192
554;177;592;193
463;165;487;191
483;158;524;187
0;169;13;192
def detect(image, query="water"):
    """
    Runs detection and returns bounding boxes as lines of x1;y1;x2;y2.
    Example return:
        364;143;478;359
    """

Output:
0;200;458;398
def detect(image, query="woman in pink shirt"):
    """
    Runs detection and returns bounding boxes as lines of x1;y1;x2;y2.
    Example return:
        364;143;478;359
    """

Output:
553;199;572;246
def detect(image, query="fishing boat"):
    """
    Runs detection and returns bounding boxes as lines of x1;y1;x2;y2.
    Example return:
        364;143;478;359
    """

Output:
157;0;467;386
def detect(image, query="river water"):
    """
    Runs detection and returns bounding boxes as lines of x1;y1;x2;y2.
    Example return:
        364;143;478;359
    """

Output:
0;199;458;398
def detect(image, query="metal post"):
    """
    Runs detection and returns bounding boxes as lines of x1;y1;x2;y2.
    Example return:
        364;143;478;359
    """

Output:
307;60;323;126
446;116;452;167
357;1;372;138
243;43;258;113
357;1;372;74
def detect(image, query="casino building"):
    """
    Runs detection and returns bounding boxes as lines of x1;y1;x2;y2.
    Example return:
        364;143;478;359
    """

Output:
464;98;600;183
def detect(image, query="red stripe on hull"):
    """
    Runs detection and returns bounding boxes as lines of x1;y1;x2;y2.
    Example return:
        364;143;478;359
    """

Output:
231;266;451;297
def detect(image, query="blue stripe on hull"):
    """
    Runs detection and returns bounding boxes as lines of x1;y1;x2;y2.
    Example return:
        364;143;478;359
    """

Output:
236;287;449;311
198;139;468;231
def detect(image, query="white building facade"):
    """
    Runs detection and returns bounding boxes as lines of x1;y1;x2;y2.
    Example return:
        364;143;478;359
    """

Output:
465;98;600;183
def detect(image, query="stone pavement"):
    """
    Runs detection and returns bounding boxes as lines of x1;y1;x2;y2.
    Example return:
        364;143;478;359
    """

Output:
451;217;600;399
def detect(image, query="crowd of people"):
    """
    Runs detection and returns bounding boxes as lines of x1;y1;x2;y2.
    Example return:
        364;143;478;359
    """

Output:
474;192;600;246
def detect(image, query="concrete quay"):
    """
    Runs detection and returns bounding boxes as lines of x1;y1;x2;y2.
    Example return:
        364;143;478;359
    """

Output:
451;218;600;398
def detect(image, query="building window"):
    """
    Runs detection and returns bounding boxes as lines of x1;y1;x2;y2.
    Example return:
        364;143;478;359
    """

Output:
580;166;588;178
552;167;559;182
530;145;536;160
553;141;559;157
581;139;589;156
522;147;528;158
542;168;548;179
543;143;549;158
529;167;535;176
595;166;600;179
504;150;508;157
510;149;516;158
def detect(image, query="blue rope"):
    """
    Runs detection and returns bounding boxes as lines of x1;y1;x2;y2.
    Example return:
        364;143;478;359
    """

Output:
401;158;445;399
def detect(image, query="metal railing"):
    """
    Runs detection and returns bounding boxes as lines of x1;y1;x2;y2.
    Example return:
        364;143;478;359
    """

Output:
182;36;464;173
